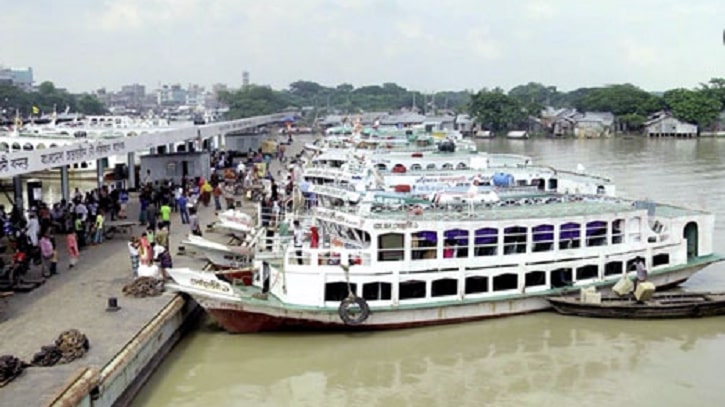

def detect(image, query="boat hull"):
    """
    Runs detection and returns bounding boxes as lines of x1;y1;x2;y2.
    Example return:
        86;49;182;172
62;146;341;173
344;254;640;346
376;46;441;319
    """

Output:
173;261;711;333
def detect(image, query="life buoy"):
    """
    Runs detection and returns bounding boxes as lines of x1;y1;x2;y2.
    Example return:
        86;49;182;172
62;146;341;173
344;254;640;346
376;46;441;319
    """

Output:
338;295;370;325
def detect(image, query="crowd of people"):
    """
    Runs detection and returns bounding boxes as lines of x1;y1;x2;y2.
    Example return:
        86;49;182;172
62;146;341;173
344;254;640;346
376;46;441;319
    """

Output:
0;178;187;284
0;136;300;287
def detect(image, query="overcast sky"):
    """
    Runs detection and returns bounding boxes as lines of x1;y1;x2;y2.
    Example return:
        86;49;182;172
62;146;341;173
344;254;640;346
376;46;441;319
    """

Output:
2;0;724;94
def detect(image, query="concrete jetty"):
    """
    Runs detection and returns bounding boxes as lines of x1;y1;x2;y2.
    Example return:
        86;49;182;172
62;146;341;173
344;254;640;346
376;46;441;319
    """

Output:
0;196;215;406
0;131;309;406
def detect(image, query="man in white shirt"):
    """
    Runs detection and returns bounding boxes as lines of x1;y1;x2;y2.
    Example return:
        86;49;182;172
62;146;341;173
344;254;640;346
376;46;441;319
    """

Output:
142;170;152;186
293;220;305;265
26;212;40;247
74;202;88;222
128;237;140;277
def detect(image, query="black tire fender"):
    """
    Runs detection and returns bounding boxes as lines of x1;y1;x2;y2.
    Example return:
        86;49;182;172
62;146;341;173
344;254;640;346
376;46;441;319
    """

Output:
338;296;370;325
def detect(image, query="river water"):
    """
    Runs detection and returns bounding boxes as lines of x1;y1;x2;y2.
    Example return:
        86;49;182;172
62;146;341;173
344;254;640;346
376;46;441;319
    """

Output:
133;137;725;407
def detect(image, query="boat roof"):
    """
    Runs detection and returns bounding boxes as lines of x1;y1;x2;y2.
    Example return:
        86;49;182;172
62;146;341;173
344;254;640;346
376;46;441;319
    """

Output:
316;194;707;224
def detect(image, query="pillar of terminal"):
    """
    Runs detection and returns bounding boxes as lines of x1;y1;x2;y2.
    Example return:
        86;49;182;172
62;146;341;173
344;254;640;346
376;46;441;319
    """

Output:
127;152;136;191
12;176;23;211
60;165;70;202
96;159;105;189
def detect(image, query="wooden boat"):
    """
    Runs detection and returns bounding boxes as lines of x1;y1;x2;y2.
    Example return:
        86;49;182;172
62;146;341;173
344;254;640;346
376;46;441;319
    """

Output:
547;291;725;319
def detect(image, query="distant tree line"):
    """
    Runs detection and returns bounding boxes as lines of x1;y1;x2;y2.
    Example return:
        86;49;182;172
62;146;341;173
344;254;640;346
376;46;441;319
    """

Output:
5;77;722;134
219;81;471;121
0;81;107;119
470;79;725;133
220;78;725;133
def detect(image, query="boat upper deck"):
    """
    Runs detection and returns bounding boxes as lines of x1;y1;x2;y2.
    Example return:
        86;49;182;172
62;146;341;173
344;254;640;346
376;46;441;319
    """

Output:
315;193;707;224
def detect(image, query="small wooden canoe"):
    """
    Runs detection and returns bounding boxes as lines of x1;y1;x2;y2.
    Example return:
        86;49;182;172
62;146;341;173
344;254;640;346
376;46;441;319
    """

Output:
547;291;725;319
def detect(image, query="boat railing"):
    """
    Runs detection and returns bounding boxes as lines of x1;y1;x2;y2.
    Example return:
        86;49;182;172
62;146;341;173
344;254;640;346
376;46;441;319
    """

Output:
286;246;373;268
546;165;612;182
320;192;635;221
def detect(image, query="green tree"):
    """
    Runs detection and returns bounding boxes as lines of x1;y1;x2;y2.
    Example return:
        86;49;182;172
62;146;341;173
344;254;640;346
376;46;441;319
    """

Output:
288;81;328;98
663;88;722;128
77;94;106;114
699;78;725;106
567;84;663;131
468;88;527;132
508;82;560;114
0;83;30;117
220;85;290;119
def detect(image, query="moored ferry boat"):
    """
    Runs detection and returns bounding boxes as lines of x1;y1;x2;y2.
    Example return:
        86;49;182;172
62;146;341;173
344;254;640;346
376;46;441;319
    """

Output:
167;190;723;333
301;146;616;205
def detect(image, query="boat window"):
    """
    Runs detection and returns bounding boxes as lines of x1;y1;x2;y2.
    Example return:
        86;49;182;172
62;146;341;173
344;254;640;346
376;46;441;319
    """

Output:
80;162;88;169
604;261;623;276
548;178;558;190
611;219;624;244
0;143;8;152
532;224;554;252
444;229;469;258
353;229;371;246
412;230;437;260
344;227;358;241
11;142;20;151
493;273;518;291
325;282;357;301
559;222;581;249
362;282;392;300
332;224;346;238
375;163;387;171
586;221;607;246
503;226;527;255
431;278;458;297
524;271;546;288
465;276;489;294
576;264;598;280
626;257;645;272
533;178;546;191
378;233;404;262
36;143;46;149
474;228;498;256
410;163;422;171
627;217;642;242
442;163;453;170
550;268;573;288
399;280;426;300
456;162;467;169
392;164;406;173
652;253;669;267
